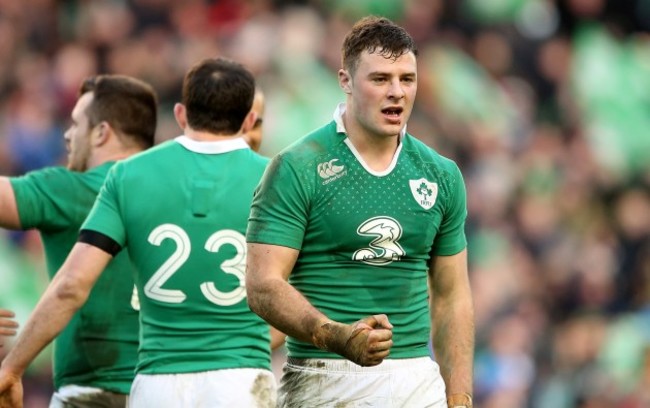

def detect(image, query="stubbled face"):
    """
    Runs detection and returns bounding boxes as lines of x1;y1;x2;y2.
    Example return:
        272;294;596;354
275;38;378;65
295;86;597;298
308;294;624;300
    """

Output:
64;92;95;171
343;49;417;140
244;91;265;152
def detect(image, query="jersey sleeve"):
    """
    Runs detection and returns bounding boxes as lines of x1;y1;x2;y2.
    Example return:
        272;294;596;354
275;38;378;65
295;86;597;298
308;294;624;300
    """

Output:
10;167;77;231
432;162;467;256
81;164;127;247
246;153;310;250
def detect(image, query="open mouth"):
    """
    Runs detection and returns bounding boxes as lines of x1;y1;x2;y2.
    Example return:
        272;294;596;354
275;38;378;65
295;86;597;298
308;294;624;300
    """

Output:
382;107;403;119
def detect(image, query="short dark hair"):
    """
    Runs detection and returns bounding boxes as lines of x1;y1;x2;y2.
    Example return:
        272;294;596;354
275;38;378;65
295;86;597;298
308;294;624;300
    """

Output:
79;75;157;149
182;58;255;135
341;16;417;75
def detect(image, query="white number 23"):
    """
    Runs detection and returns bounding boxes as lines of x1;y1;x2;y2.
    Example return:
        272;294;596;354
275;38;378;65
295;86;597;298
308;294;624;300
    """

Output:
142;224;246;306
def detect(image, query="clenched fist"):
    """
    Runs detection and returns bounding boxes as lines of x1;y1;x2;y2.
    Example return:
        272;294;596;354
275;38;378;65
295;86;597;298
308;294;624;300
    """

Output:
312;314;394;367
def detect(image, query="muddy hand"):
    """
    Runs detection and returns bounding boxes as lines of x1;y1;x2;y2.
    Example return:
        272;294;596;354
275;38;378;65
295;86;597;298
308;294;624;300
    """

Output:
313;315;393;367
343;314;393;367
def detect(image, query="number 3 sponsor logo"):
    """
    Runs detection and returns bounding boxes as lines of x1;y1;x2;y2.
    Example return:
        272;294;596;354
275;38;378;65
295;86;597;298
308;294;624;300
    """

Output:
352;216;405;265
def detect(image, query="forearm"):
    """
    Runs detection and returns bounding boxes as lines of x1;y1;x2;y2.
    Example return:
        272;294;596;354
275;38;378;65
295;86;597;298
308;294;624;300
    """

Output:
1;274;89;376
431;293;474;397
248;277;330;345
246;243;393;366
247;243;332;346
248;277;393;366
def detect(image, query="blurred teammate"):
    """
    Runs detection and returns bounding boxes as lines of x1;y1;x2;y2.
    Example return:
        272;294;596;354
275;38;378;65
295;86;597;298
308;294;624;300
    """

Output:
243;88;265;152
246;16;474;407
0;57;276;408
0;75;157;407
242;86;287;351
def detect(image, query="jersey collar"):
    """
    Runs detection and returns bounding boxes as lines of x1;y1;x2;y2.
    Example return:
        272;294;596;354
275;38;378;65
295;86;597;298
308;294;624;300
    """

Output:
332;103;405;177
174;135;250;154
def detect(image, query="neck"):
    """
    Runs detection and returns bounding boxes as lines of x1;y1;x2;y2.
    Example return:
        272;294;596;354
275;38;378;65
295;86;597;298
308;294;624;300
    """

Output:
342;112;400;172
87;146;145;169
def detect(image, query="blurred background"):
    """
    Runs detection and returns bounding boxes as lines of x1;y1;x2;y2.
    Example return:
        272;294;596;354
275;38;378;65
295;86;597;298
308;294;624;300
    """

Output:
0;0;649;407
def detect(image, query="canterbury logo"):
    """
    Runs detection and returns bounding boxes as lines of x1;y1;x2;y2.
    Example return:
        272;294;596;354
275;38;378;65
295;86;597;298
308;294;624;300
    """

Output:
317;159;346;179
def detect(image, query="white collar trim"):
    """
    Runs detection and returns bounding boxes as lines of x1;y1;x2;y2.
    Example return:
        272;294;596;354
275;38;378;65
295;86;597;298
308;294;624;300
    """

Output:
333;103;404;177
174;135;250;154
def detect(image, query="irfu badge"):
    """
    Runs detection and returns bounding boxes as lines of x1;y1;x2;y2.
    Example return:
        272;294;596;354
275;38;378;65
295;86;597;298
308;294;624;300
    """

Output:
409;178;438;210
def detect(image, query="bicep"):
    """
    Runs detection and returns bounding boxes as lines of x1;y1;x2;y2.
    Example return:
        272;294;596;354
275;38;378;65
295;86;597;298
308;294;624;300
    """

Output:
246;243;299;282
53;243;114;298
0;177;21;229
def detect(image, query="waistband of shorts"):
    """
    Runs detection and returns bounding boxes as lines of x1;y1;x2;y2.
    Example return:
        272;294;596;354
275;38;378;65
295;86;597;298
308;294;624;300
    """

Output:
135;367;274;379
285;356;437;373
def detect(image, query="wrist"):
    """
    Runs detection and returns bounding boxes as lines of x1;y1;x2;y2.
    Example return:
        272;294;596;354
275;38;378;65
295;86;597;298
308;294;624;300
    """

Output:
311;320;347;354
447;392;473;408
0;360;24;379
311;319;334;351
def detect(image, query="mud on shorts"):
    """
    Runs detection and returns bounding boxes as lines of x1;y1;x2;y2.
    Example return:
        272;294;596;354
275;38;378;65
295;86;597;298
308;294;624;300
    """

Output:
278;356;446;407
128;368;277;408
50;385;127;408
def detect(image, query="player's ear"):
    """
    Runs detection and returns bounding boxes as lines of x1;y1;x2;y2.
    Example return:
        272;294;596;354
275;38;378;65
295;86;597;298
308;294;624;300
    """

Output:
240;110;257;135
173;103;187;130
93;121;111;146
339;69;352;94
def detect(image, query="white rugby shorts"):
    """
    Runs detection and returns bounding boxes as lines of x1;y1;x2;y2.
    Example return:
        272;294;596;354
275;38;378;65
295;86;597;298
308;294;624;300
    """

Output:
278;356;446;407
128;368;277;408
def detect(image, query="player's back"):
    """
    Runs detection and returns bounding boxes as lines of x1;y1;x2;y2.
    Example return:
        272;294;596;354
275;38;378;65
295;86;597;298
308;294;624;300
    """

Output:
95;137;270;374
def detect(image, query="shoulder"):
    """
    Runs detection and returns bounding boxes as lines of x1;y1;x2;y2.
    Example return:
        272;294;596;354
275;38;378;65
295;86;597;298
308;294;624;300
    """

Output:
250;150;271;167
122;139;177;166
403;134;462;176
245;150;272;178
11;166;87;191
17;166;73;180
273;121;340;168
110;140;176;177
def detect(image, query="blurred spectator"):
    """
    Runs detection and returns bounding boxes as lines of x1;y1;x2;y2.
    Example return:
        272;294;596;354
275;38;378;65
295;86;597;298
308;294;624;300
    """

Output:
0;1;649;407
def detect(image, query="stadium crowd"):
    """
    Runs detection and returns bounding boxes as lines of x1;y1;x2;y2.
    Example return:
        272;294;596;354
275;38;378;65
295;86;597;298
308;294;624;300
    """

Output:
0;0;649;407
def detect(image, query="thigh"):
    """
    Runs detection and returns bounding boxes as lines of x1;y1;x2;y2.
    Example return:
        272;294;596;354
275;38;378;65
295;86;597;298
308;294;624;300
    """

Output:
129;369;277;408
278;358;446;408
128;373;186;408
278;362;389;407
392;359;446;407
210;369;277;408
50;388;127;408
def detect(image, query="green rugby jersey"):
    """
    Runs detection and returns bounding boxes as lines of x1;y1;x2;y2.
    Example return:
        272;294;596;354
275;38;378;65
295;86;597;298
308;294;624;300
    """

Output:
10;162;139;393
83;137;271;374
247;116;468;360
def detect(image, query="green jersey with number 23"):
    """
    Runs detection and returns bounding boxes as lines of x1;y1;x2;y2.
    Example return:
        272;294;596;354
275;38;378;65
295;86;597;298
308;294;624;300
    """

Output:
83;136;271;374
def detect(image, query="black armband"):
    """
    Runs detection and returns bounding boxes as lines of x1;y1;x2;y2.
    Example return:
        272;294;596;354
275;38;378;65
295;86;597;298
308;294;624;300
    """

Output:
78;229;122;256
